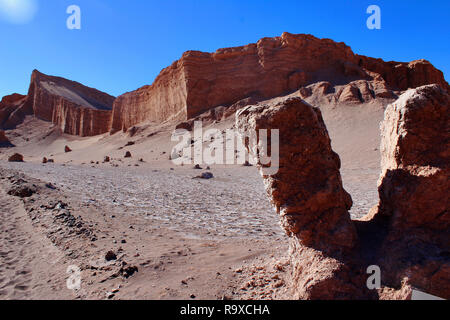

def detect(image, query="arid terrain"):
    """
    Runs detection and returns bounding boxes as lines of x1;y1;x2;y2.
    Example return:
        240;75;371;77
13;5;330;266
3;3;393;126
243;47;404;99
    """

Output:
0;33;448;300
0;96;383;300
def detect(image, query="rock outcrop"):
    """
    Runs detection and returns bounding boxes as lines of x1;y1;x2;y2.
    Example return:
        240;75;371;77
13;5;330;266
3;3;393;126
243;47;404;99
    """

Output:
374;85;450;299
236;97;364;299
236;97;356;252
378;84;449;229
237;91;449;299
0;93;29;129
1;71;115;136
25;70;115;137
112;32;448;132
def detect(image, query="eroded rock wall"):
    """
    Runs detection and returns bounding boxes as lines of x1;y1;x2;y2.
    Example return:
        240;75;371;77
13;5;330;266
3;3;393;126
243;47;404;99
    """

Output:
16;70;114;137
0;93;30;129
113;32;449;132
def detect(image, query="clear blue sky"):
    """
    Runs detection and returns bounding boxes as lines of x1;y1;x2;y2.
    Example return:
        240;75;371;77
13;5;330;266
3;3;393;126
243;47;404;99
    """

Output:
0;0;448;98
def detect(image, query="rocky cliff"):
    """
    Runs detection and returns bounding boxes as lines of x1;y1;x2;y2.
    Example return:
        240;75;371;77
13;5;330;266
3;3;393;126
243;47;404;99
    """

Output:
26;70;115;137
112;32;449;132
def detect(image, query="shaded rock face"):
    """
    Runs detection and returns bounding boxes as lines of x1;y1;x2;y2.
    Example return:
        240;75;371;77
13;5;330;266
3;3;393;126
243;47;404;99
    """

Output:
0;93;30;129
374;85;450;299
112;32;448;132
26;70;115;137
0;130;13;147
378;84;450;230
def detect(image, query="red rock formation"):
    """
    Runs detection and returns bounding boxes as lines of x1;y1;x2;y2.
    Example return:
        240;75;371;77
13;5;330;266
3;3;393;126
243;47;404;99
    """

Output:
237;91;449;299
358;58;449;92
25;70;115;137
373;85;450;299
0;93;29;129
236;97;365;299
8;153;24;162
236;97;356;251
112;32;448;132
378;84;449;229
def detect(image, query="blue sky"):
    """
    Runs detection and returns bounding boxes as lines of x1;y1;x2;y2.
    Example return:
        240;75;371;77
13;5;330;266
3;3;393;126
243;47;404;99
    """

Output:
0;0;448;98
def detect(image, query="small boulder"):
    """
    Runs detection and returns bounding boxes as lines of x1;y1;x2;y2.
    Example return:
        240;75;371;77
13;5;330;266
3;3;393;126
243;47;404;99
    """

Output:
105;251;117;261
8;153;24;162
64;145;72;153
193;172;214;180
104;156;110;163
42;157;48;164
124;151;132;158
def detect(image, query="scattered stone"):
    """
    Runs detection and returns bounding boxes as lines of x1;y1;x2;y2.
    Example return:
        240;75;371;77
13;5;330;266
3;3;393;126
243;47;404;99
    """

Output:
105;251;117;261
193;164;202;170
42;157;48;164
104;156;110;163
64;145;72;153
124;151;132;158
0;130;13;148
8;185;37;198
193;172;214;180
8;153;24;162
106;292;115;299
120;265;138;278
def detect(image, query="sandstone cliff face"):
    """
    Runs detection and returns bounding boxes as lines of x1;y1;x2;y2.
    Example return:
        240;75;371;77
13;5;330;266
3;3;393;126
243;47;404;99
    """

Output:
111;64;187;133
26;70;115;137
113;32;449;132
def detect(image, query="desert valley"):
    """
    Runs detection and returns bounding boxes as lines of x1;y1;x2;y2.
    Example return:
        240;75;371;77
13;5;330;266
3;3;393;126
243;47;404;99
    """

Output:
0;32;448;300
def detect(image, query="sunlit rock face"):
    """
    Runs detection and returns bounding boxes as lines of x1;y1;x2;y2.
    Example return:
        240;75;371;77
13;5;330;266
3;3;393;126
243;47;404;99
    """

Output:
112;32;449;132
26;70;115;137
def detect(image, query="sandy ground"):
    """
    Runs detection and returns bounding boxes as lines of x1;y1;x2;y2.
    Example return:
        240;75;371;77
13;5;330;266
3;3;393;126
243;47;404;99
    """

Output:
0;95;388;300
